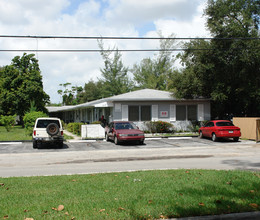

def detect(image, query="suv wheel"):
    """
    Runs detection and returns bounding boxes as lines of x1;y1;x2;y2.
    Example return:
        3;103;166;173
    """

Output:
46;123;59;136
58;142;63;148
33;140;37;149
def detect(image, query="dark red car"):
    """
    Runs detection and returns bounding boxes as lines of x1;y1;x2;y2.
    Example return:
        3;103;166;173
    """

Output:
198;120;241;142
105;121;145;145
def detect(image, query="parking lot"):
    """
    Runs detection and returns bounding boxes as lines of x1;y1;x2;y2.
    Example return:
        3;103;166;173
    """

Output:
0;137;255;154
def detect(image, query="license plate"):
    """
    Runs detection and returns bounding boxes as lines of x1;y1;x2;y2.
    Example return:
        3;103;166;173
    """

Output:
229;131;234;133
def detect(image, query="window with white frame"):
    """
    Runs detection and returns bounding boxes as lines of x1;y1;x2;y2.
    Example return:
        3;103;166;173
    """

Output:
128;105;151;121
176;105;197;121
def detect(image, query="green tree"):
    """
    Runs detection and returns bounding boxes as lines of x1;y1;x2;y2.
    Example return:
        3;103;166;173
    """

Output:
58;83;83;105
132;33;178;90
23;111;48;135
170;0;260;117
98;40;133;97
0;53;50;121
79;80;103;102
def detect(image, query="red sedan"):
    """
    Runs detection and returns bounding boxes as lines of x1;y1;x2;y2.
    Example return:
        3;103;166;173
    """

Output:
199;120;241;142
105;121;145;145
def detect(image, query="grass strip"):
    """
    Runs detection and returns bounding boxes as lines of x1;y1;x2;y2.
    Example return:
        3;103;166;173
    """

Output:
0;169;260;219
0;126;31;141
0;126;73;141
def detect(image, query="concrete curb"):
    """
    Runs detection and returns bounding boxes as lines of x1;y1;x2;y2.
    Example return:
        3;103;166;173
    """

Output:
67;136;195;143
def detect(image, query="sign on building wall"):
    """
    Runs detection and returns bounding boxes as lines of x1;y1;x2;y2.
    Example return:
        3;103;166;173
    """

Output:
160;111;168;117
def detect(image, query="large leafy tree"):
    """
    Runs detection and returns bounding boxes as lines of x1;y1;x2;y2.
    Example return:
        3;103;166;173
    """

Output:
98;40;133;97
170;0;260;117
57;83;83;105
0;53;50;119
132;33;178;90
80;80;103;102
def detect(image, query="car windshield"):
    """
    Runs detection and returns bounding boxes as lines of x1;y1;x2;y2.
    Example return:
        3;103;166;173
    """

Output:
115;122;137;130
216;121;234;127
36;120;60;128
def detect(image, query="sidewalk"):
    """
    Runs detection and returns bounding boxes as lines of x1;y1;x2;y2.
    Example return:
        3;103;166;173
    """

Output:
63;130;81;140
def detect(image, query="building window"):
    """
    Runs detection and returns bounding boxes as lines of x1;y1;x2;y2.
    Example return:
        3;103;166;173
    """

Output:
141;106;151;121
176;105;186;121
176;105;197;121
129;106;139;121
188;105;197;120
129;105;151;121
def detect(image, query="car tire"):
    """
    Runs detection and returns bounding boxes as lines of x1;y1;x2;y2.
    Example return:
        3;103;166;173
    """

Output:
33;140;37;149
46;123;59;136
139;140;144;145
114;136;119;145
37;141;42;149
199;131;203;139
233;137;239;142
58;142;63;148
212;133;217;142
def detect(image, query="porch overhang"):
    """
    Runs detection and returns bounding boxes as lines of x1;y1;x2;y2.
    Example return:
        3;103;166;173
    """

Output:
94;101;113;108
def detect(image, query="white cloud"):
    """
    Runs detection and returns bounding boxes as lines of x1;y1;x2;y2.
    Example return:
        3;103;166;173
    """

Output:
105;0;203;26
0;0;209;103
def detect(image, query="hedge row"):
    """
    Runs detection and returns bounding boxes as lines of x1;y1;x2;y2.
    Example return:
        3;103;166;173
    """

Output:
145;121;175;133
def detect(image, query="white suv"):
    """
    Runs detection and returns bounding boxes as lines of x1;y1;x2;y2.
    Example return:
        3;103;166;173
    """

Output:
33;117;64;149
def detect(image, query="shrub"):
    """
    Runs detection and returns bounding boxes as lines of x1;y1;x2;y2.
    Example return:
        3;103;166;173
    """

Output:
145;121;175;133
91;121;101;124
187;120;201;132
0;115;17;132
67;122;84;136
23;111;48;136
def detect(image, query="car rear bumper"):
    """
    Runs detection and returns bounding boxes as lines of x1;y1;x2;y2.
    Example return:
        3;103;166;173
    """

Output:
33;137;63;143
217;131;241;138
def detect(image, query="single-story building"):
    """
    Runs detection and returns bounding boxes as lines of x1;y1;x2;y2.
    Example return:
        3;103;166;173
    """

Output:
47;89;211;131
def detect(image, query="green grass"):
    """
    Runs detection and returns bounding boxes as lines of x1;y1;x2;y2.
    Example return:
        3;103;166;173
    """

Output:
0;169;259;219
0;126;31;141
63;134;74;140
0;126;74;141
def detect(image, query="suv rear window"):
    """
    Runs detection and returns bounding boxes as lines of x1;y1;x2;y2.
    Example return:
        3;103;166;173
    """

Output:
36;120;60;128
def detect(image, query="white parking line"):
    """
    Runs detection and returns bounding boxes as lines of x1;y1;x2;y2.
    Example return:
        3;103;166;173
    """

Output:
0;142;23;145
168;137;193;140
67;140;97;143
145;138;162;140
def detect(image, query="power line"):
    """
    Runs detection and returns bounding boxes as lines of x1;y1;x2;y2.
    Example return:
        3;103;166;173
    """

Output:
0;35;259;40
0;48;258;53
0;35;258;53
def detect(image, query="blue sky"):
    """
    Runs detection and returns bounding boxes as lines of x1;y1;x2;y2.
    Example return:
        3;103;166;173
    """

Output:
0;0;210;103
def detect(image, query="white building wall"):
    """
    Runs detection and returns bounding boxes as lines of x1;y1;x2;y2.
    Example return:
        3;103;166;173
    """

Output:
122;105;128;121
152;105;158;121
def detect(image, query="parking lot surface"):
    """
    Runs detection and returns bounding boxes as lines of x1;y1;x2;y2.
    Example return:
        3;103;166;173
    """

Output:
0;137;255;154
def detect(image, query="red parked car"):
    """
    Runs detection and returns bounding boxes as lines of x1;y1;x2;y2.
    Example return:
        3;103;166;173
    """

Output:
198;120;241;142
105;121;145;145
